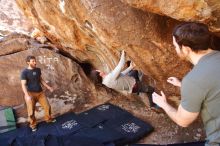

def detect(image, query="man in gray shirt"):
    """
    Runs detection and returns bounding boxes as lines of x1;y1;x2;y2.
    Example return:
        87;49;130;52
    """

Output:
152;22;220;146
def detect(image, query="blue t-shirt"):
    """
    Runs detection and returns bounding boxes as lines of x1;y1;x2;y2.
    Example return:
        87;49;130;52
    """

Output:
20;68;43;92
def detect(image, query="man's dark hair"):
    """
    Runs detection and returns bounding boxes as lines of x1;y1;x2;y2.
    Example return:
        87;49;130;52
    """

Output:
210;35;220;51
90;70;103;85
26;56;36;62
172;22;211;52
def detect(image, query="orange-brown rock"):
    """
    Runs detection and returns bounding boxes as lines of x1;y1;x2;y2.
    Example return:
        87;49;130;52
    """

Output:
16;0;194;97
120;0;220;33
120;0;211;21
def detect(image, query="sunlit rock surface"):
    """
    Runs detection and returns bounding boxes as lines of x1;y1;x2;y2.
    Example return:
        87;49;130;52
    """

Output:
16;0;194;96
120;0;220;33
0;0;32;36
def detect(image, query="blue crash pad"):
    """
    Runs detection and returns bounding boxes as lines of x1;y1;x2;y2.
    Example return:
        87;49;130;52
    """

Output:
0;103;154;146
104;114;154;146
76;103;132;127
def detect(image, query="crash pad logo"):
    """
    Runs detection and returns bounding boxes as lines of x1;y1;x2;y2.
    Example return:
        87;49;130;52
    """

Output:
97;105;110;111
61;120;78;130
121;123;140;133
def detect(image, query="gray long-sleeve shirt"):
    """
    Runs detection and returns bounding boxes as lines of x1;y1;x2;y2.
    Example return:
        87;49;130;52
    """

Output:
102;52;136;93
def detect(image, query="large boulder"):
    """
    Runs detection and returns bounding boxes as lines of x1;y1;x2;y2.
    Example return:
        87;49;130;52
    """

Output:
120;0;220;33
0;35;97;123
16;0;193;96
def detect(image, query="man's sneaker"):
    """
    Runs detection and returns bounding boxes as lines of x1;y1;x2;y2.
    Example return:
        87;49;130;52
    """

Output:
31;127;37;132
46;119;56;123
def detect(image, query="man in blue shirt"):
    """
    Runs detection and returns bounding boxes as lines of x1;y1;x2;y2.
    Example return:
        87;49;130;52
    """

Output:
21;56;56;132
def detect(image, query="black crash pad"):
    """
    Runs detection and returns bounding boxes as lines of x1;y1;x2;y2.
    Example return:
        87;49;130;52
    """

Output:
0;103;154;146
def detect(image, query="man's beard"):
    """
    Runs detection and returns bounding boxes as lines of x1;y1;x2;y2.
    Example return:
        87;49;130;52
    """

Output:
30;64;36;68
178;54;192;64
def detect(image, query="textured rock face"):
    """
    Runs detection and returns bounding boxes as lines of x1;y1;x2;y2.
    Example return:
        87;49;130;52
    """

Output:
121;0;220;33
0;33;39;56
16;0;194;96
121;0;212;21
0;0;32;36
0;34;97;123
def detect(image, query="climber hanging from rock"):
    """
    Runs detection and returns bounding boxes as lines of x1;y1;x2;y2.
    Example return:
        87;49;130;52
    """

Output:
90;50;156;108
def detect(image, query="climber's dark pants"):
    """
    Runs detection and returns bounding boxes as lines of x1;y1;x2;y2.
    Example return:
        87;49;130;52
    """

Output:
127;70;140;82
128;70;155;107
133;81;155;107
